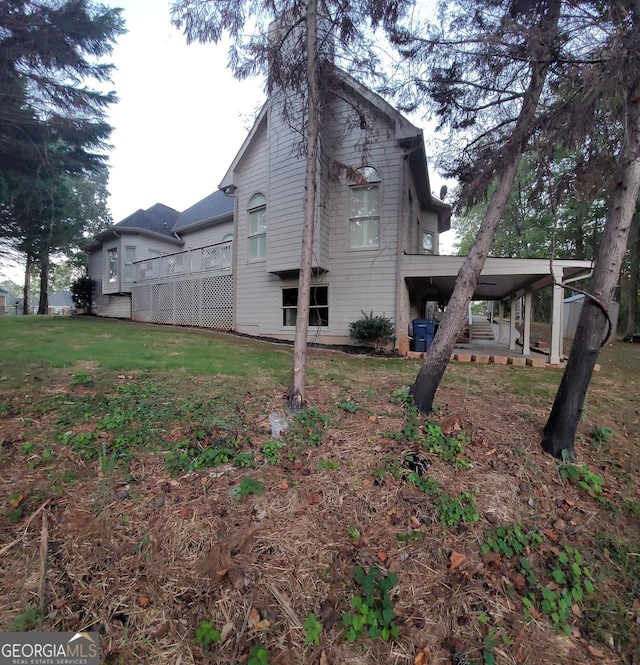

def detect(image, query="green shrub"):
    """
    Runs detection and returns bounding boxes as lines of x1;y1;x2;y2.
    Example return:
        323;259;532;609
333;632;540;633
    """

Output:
70;275;95;314
349;311;394;349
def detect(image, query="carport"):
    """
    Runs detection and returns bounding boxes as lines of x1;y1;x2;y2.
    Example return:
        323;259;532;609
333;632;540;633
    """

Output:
400;255;594;364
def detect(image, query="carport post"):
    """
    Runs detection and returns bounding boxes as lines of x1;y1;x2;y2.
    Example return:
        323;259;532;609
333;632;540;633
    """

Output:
498;300;505;343
550;267;564;364
522;290;532;356
509;294;517;350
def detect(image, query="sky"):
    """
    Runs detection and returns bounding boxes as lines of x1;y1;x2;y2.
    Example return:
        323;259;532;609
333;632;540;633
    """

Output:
0;0;453;283
105;0;265;223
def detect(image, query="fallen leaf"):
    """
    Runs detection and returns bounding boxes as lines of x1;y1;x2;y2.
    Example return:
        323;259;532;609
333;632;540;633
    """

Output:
414;647;430;665
377;551;388;563
215;568;230;581
368;415;377;422
9;493;27;509
553;518;566;531
410;515;421;527
137;596;150;608
319;651;329;665
587;645;606;658
177;506;192;519
450;551;466;570
482;551;501;566
256;619;270;631
485;448;497;456
248;607;261;629
220;622;234;641
512;573;526;588
308;493;323;505
276;481;289;490
149;621;169;639
542;528;559;543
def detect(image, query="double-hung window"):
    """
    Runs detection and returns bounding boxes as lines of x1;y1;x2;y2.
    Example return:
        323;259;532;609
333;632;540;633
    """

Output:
349;167;380;249
124;246;136;282
107;247;118;283
248;193;266;261
282;286;329;327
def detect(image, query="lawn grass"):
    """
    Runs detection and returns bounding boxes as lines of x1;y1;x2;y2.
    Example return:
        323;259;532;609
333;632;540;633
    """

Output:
0;316;292;381
0;316;638;665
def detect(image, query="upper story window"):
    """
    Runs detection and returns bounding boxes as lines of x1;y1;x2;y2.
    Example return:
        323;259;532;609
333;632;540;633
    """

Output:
107;247;118;283
248;193;266;261
123;246;136;282
423;231;434;254
349;167;380;249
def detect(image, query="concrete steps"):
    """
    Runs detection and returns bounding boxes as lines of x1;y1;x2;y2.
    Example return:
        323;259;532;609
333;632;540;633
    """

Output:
470;318;495;341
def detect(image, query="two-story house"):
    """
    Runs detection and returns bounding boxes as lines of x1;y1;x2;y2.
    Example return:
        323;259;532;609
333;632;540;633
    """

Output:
86;70;451;353
86;69;593;362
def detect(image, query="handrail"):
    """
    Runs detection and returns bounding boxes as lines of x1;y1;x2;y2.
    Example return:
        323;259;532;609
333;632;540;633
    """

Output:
132;240;233;283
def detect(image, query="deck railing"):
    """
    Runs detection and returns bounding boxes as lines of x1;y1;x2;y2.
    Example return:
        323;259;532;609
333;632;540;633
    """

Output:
133;240;233;283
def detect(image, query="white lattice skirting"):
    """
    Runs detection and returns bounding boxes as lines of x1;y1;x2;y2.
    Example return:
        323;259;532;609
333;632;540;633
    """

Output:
132;274;233;329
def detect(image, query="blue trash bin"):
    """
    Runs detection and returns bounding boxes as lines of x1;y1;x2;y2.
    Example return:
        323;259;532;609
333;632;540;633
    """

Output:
413;319;435;352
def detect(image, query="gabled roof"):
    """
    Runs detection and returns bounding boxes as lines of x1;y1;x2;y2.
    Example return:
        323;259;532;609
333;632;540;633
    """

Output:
218;69;451;233
174;190;234;233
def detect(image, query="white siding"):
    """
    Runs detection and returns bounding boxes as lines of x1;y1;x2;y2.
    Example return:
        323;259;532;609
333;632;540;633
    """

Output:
234;120;280;335
180;220;234;250
265;92;308;274
232;87;407;345
321;95;402;343
89;248;132;317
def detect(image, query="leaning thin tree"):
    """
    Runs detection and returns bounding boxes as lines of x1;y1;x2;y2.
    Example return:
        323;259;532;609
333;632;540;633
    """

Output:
542;1;640;459
389;0;564;413
172;0;411;410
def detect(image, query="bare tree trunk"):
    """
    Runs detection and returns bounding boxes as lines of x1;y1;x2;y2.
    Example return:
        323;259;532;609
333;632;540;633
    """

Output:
410;160;520;412
289;0;319;411
624;211;639;338
410;0;561;413
542;94;640;460
38;252;49;315
22;253;32;315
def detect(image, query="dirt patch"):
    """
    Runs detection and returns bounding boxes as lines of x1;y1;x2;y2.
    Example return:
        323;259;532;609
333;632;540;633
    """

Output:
0;346;638;665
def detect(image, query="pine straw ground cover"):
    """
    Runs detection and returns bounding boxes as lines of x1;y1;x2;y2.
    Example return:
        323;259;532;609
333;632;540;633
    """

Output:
0;328;639;665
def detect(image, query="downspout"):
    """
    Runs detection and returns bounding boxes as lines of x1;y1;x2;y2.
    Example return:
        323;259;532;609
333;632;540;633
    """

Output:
395;154;407;354
554;265;596;359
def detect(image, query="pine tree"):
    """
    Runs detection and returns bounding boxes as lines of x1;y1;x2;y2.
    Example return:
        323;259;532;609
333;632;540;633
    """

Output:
0;0;124;312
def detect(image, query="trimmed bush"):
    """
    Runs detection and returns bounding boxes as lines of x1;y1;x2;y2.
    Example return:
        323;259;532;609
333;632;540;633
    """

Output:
349;311;394;350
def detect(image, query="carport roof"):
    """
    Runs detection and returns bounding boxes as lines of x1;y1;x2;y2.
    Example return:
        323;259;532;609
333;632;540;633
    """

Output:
402;255;593;301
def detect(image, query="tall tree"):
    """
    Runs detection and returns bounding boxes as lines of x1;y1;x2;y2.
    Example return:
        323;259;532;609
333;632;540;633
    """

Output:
454;149;611;261
0;0;124;311
388;0;564;413
542;1;640;459
171;0;410;410
622;210;639;339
